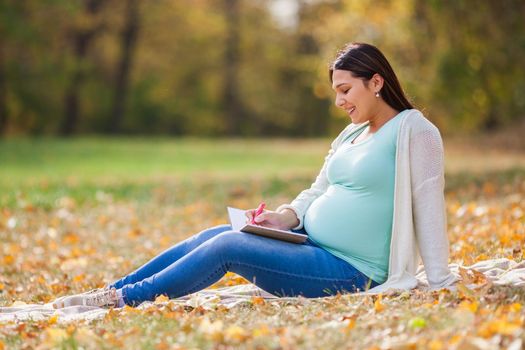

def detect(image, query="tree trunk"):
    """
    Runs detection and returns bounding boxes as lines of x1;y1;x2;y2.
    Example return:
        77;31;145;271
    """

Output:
60;0;105;136
107;0;139;134
222;0;243;136
0;37;7;136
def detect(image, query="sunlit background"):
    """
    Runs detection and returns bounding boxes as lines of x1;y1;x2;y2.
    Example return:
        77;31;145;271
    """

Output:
1;3;525;348
0;0;524;137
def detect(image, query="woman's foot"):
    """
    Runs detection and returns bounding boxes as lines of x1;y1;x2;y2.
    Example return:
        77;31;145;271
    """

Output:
52;287;120;309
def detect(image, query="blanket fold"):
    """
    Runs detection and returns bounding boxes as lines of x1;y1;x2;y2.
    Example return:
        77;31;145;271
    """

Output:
1;258;523;323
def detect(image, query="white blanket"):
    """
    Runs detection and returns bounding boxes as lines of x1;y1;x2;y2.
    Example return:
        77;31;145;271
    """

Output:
1;258;524;324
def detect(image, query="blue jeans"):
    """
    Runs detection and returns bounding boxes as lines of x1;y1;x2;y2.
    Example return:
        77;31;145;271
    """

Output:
110;224;380;306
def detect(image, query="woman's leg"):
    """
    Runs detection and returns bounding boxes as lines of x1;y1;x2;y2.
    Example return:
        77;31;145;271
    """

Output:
120;229;380;306
110;224;232;289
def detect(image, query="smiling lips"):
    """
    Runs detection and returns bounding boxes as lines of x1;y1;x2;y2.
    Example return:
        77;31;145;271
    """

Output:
346;106;356;116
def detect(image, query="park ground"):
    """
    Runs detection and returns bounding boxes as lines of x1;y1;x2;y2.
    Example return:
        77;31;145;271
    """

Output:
0;134;524;349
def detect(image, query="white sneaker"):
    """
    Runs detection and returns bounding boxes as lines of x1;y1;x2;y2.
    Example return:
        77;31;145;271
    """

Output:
52;287;119;309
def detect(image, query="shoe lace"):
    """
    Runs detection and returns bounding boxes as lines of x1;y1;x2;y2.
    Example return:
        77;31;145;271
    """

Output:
87;288;117;307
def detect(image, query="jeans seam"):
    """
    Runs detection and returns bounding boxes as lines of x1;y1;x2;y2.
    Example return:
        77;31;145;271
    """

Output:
228;261;364;284
121;262;364;304
178;265;227;297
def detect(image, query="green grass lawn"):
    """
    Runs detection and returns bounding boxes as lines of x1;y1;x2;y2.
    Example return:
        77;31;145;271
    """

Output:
1;136;524;208
0;137;329;209
1;137;524;349
0;137;328;181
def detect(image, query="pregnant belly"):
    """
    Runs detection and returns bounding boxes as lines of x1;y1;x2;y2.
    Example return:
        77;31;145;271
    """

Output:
304;184;392;254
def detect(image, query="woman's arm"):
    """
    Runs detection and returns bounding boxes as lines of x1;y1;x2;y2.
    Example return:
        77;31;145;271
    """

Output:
276;125;354;230
410;125;459;289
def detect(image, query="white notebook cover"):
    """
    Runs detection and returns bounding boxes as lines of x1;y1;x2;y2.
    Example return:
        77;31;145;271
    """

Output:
227;207;307;244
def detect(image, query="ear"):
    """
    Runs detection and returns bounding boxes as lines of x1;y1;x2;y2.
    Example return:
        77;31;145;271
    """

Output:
370;73;384;92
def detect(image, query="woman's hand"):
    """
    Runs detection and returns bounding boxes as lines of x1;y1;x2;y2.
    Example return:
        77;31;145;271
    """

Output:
245;207;299;231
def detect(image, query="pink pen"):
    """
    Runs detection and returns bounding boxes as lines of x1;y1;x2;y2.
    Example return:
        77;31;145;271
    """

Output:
251;202;266;224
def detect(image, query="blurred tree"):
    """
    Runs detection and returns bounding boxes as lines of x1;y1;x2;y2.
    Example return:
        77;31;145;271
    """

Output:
222;0;245;135
422;0;525;132
0;0;522;136
61;0;107;136
0;34;6;135
107;0;140;134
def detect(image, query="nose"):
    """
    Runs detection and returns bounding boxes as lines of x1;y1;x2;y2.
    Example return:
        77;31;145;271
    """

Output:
335;94;346;108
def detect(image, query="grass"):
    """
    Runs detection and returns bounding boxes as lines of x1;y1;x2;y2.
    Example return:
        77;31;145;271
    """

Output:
0;137;524;349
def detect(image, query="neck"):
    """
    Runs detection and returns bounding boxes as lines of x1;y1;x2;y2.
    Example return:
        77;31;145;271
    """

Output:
367;103;400;133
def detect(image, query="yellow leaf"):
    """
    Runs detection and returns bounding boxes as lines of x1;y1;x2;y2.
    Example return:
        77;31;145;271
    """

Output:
478;318;522;338
154;294;169;304
199;317;224;342
428;339;444;350
45;327;68;344
3;255;14;265
0;283;4;291
75;327;97;343
374;293;385;313
66;325;76;335
408;317;426;329
48;315;58;325
72;274;85;283
63;232;80;245
156;341;170;350
225;325;249;342
127;228;142;239
475;253;489;262
448;334;462;345
341;314;357;332
253;325;270;337
162;311;180;319
509;303;522;313
251;296;265;305
104;308;119;321
346;318;356;331
123;305;140;314
0;340;4;350
456;282;475;299
458;300;479;313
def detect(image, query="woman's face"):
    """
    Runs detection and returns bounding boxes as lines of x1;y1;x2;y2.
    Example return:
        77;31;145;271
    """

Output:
331;69;378;124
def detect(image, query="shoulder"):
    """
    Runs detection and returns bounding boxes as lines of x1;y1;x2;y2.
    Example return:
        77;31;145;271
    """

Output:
402;109;442;138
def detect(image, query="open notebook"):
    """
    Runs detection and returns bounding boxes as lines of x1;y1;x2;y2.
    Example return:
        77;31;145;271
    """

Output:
227;207;308;244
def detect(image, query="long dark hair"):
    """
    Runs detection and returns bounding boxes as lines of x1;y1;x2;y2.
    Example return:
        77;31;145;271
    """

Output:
329;42;414;111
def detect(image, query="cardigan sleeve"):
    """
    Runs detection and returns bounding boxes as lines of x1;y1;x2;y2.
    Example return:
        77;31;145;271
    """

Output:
409;125;459;289
276;125;352;230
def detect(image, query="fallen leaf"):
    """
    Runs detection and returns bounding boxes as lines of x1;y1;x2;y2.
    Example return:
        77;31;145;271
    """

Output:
3;255;15;265
251;296;265;306
374;293;385;313
225;325;249;343
408;316;427;329
154;294;170;304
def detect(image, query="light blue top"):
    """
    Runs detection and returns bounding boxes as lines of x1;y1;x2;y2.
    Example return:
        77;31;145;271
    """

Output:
304;110;405;283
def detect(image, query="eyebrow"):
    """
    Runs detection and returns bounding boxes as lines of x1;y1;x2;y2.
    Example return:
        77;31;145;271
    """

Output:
332;82;349;90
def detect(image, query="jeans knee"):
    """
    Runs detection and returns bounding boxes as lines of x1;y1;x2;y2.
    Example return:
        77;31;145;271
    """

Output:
210;224;232;233
192;224;232;242
206;230;247;255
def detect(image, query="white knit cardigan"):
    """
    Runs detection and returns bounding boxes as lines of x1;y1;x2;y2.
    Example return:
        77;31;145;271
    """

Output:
276;109;460;293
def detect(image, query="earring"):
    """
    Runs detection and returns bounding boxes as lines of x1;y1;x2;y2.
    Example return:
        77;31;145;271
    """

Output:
375;91;380;98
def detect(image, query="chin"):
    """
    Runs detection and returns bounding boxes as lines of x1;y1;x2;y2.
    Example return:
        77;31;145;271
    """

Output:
349;116;361;124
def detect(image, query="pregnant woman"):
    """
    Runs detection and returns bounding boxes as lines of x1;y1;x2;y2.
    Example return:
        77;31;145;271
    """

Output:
53;42;459;309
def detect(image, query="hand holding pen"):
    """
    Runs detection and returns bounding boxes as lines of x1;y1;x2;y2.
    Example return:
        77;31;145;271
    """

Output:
252;202;266;225
245;202;299;230
245;202;266;225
